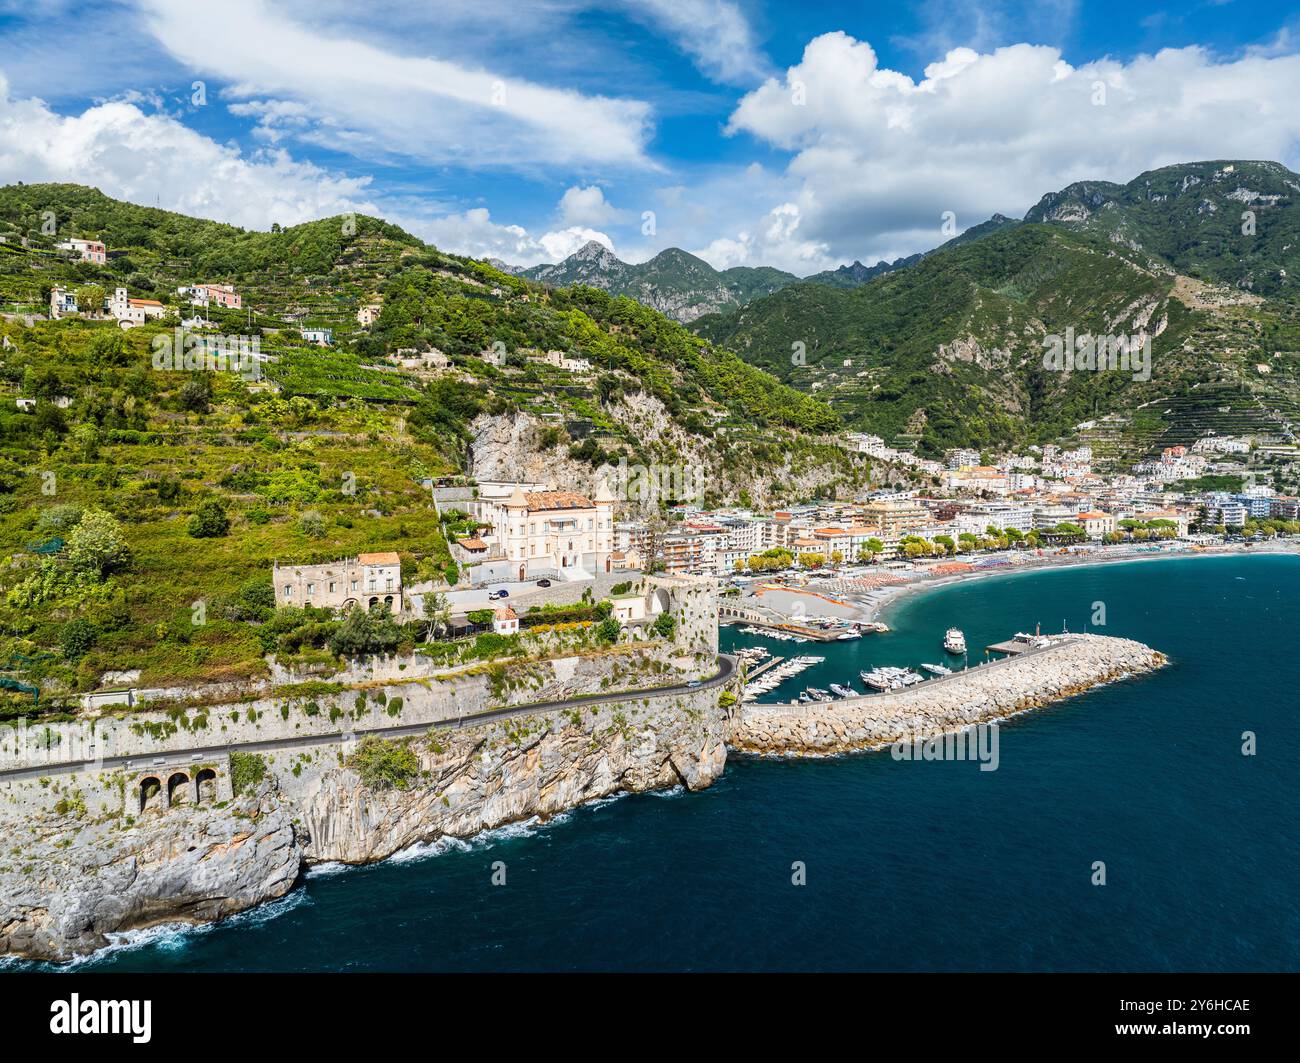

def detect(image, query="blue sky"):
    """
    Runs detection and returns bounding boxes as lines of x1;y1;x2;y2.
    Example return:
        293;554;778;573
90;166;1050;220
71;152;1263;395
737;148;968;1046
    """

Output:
1;0;1298;274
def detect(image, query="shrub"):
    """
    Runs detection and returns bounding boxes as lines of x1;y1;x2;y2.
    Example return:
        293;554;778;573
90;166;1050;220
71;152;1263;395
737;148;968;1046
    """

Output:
298;510;326;538
61;618;97;660
328;608;405;657
595;616;621;644
347;736;419;791
66;508;130;576
230;751;267;796
188;499;230;538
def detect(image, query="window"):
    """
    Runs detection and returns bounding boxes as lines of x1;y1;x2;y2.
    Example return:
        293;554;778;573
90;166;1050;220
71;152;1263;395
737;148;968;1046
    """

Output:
283;585;293;597
386;578;393;590
307;584;315;596
329;582;336;593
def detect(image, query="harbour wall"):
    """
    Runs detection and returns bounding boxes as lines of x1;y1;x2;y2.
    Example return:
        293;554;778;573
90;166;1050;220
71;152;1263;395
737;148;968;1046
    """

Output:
730;633;1166;756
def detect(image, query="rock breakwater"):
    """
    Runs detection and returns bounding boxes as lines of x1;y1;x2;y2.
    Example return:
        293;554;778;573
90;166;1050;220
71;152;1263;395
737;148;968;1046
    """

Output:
730;634;1166;757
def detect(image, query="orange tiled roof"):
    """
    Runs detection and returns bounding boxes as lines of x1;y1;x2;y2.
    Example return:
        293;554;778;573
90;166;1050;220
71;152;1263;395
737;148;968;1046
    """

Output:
523;490;594;511
457;537;488;551
358;551;401;565
495;606;517;619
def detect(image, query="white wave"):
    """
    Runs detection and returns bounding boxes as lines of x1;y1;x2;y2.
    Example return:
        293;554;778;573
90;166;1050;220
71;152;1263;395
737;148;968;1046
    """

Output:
305;861;349;878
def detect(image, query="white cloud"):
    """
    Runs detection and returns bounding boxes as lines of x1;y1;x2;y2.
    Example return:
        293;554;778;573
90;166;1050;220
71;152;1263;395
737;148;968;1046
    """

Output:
725;33;1300;264
628;0;771;85
692;202;828;272
557;185;622;227
137;0;655;170
539;227;614;261
413;207;612;266
0;72;378;229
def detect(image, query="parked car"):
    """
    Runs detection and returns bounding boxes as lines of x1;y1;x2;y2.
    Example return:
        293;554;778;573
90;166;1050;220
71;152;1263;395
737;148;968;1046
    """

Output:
535;578;552;587
488;589;509;600
686;679;701;688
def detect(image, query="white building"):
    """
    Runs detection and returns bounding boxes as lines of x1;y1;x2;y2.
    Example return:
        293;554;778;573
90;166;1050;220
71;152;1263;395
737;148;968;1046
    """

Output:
474;482;616;579
178;284;242;309
301;328;333;346
56;237;106;264
109;287;168;325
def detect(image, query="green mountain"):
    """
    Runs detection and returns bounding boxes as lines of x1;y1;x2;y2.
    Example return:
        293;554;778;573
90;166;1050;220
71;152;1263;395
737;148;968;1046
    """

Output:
521;241;800;322
0;184;851;697
1024;160;1300;295
802;214;1022;290
694;162;1300;463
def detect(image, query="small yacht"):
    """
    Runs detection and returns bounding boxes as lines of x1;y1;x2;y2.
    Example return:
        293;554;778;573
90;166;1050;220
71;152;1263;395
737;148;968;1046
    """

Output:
829;683;856;698
921;662;952;676
943;627;967;654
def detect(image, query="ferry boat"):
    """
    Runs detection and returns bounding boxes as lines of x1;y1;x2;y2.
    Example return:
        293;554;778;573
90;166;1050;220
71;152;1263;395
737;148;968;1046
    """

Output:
943;627;967;654
921;662;952;676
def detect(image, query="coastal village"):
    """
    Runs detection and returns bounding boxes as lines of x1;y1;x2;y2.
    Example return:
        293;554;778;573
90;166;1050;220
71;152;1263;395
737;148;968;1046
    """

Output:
0;189;1294;970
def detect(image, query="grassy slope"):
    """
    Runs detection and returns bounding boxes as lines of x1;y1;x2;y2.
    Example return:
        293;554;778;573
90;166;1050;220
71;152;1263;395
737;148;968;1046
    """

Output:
0;184;843;698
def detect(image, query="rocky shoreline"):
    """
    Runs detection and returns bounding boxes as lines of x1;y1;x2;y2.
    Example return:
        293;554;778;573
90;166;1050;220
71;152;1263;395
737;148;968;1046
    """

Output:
730;633;1167;756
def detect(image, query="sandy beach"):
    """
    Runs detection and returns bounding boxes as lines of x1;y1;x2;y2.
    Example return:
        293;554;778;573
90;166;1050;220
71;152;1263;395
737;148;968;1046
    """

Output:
853;541;1300;625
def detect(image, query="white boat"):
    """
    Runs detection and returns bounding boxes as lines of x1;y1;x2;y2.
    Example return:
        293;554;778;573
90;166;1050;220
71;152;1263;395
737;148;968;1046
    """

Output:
829;683;855;698
944;627;967;654
921;662;952;676
835;630;861;640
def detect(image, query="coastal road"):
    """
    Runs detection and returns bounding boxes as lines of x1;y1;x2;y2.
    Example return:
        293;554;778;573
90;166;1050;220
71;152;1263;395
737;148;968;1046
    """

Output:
0;654;737;784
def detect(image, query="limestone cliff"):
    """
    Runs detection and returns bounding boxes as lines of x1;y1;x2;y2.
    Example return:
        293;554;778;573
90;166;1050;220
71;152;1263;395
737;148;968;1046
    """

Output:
0;685;727;962
0;787;297;962
295;692;727;864
469;406;868;509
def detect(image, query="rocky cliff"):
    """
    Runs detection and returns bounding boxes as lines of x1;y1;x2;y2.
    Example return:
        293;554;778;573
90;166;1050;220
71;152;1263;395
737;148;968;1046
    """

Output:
296;691;727;864
469;406;869;508
0;787;298;962
0;685;727;963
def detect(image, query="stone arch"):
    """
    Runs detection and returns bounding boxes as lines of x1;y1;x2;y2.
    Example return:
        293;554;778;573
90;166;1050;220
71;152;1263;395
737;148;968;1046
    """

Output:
368;596;379;610
167;771;191;806
383;594;394;611
342;597;358;611
648;587;671;615
139;776;162;814
195;768;218;804
518;564;526;581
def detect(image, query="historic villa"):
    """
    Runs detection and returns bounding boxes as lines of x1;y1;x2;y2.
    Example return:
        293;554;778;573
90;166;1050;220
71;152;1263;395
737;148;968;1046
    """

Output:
469;481;616;581
273;552;403;613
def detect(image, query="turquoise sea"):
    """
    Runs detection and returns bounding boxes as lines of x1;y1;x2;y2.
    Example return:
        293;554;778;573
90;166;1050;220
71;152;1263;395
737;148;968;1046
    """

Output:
51;553;1300;971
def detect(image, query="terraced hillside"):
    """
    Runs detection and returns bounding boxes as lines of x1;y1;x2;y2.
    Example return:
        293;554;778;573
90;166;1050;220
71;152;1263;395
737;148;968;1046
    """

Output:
0;184;858;703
